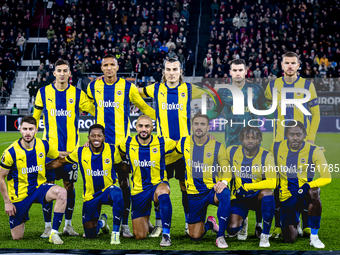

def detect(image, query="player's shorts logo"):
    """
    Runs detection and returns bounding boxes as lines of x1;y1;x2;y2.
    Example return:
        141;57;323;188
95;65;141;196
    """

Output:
72;163;77;169
180;92;186;98
300;158;306;164
206;152;212;158
38;152;44;158
117;90;122;96
105;158;110;164
69;98;74;104
153;148;158;153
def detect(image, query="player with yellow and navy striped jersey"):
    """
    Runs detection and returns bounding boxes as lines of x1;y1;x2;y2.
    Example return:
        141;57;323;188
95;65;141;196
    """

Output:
118;115;176;247
265;52;320;143
226;127;276;248
87;54;156;237
265;52;321;238
0;116;67;244
171;114;231;249
138;58;207;236
269;121;331;248
33;60;94;237
45;124;126;245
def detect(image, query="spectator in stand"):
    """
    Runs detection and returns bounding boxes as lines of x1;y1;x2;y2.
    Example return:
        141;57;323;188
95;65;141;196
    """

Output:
11;103;19;115
27;77;38;102
47;26;55;53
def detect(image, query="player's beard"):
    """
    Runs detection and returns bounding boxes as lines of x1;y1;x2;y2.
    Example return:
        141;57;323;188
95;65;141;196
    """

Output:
194;129;206;139
244;144;259;154
138;132;151;141
22;135;34;144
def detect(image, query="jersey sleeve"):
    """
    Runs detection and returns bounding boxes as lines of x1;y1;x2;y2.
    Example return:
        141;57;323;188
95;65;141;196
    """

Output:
87;82;94;99
142;84;155;98
65;148;79;164
79;90;95;116
46;142;60;160
118;138;128;155
130;83;156;120
216;145;232;183
33;89;43;126
192;84;205;99
244;152;276;191
306;82;320;142
0;150;14;170
308;147;332;188
111;144;123;164
264;82;273;104
164;137;177;153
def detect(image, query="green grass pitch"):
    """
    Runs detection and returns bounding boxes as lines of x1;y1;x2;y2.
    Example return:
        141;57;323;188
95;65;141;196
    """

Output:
0;132;339;251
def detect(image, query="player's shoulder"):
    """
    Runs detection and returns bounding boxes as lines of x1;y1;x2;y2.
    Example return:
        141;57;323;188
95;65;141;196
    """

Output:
226;144;241;153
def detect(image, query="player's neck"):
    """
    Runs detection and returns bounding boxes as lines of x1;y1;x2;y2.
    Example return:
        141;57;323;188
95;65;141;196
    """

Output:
193;135;208;145
243;147;258;157
20;138;35;150
104;75;118;84
233;80;245;88
90;144;103;153
55;82;68;90
283;74;298;83
167;81;179;88
137;135;152;145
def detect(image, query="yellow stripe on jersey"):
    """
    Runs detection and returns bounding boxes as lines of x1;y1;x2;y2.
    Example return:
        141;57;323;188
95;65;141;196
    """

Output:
0;138;59;203
265;77;320;142
34;84;95;151
87;78;155;145
143;83;203;141
65;143;122;202
118;135;176;196
174;136;231;195
270;140;331;202
226;145;276;200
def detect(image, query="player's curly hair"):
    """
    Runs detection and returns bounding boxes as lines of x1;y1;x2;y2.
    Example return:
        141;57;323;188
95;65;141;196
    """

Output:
239;126;263;142
88;124;105;135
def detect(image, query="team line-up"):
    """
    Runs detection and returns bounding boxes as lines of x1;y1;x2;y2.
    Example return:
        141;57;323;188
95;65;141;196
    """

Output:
0;52;331;249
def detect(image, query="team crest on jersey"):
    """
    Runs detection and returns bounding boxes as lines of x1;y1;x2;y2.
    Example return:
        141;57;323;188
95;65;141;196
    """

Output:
1;153;4;163
296;92;302;96
180;92;186;98
254;163;259;169
38;152;44;158
300;158;306;164
69;98;74;104
117;90;122;96
105;158;111;164
206;152;212;158
72;163;77;169
153;148;158;153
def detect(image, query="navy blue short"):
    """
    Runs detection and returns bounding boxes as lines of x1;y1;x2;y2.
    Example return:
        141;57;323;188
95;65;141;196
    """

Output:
46;157;78;182
166;157;185;181
230;190;260;219
10;183;55;229
187;189;217;224
280;196;300;229
131;182;169;220
82;185;121;224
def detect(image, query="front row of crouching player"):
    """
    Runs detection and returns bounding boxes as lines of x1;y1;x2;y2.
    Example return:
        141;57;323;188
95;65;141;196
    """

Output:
0;115;331;249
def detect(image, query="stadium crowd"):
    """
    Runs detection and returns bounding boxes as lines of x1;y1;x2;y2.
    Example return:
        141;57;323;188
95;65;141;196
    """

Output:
206;0;340;92
41;0;193;90
0;0;34;98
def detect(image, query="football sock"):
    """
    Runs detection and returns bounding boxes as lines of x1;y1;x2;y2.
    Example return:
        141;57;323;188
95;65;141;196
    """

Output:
52;212;64;232
216;188;231;238
96;220;104;235
121;185;130;225
261;195;275;235
43;202;53;224
256;210;263;225
159;194;172;235
154;202;162;226
84;227;97;239
182;190;189;223
227;226;242;236
65;189;75;223
274;188;281;227
110;188;124;233
309;216;321;235
302;208;310;229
